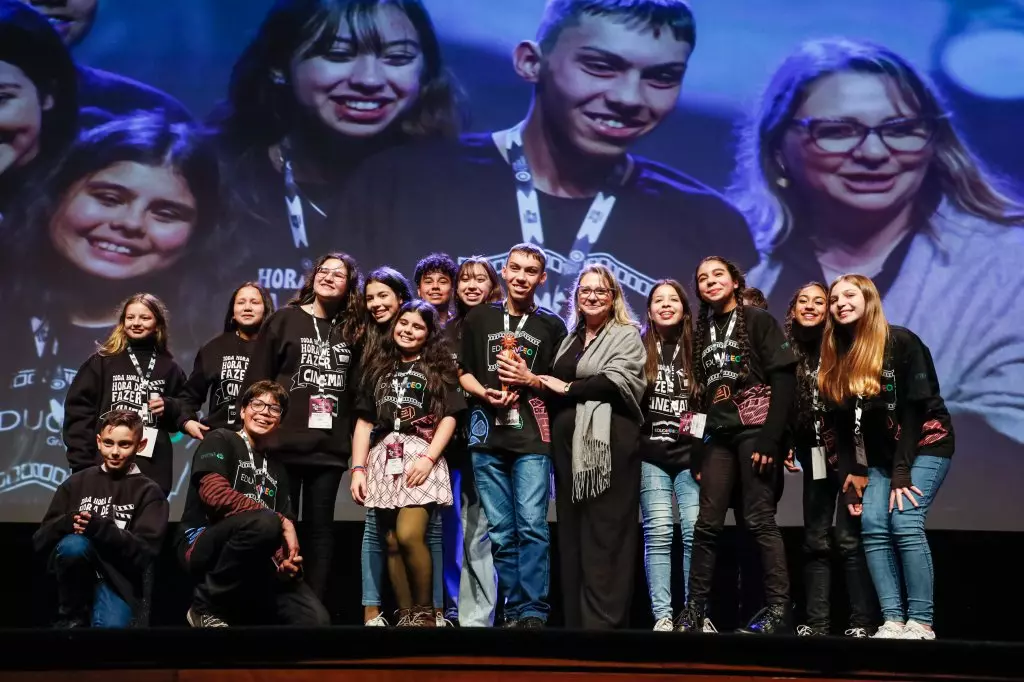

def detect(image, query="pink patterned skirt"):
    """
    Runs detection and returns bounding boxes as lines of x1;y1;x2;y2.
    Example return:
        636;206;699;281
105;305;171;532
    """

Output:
365;431;453;509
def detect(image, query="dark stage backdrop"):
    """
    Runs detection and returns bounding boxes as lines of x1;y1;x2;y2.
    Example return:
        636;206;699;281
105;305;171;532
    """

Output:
0;0;1021;528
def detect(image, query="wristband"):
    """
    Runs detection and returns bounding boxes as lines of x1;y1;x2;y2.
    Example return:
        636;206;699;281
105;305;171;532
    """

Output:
351;465;366;473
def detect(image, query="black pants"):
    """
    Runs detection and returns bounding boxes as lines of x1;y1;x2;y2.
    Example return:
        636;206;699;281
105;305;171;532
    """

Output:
181;511;330;626
552;408;641;629
688;435;790;606
286;463;345;600
801;462;877;629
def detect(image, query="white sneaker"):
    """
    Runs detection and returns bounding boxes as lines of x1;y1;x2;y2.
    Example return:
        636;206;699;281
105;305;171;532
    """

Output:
872;621;906;639
364;614;388;627
653;617;674;632
901;620;936;640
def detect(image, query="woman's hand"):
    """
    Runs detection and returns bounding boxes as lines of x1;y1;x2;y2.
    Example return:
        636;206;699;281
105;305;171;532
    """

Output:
183;420;209;440
751;451;773;474
889;485;924;513
843;474;868;517
537;375;569;395
350;469;367;505
405;456;435;488
148;395;165;417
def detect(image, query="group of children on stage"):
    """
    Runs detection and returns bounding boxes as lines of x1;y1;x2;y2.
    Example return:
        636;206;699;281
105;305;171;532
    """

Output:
34;244;953;641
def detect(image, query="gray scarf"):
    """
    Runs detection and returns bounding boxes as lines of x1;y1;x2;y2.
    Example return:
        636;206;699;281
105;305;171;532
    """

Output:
554;321;646;501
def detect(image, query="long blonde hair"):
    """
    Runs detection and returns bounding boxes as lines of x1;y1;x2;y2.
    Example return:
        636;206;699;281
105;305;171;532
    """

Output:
818;274;888;403
98;293;171;357
567;264;637;331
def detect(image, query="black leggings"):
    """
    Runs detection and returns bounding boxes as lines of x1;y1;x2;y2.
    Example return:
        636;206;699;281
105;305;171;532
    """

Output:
688;435;790;607
286;463;345;600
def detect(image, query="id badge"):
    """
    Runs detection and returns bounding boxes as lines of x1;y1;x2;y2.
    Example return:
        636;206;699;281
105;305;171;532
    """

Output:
496;405;522;427
811;446;827;481
385;441;405;476
137;427;158;459
680;412;707;439
308;395;334;429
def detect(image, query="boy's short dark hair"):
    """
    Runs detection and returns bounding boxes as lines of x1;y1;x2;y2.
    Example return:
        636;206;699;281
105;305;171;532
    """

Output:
507;243;548;272
240;380;289;417
97;410;144;442
413;252;458;287
537;0;696;53
742;287;768;310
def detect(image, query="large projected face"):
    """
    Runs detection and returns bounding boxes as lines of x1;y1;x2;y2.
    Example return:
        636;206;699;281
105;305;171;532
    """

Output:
291;4;426;139
48;161;197;280
0;60;49;177
529;13;691;158
781;72;935;221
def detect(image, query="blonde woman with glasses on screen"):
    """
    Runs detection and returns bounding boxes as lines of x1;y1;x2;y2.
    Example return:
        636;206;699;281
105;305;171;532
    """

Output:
731;38;1024;456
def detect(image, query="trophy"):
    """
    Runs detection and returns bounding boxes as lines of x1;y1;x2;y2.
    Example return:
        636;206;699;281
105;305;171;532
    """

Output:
497;333;522;426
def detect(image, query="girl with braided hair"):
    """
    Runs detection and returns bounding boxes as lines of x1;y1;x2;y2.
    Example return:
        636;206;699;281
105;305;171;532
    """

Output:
677;257;798;635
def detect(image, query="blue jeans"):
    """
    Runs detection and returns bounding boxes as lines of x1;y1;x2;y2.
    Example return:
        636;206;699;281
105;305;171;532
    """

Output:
639;462;700;620
53;535;134;628
861;455;951;625
362;508;443;610
471;449;551;621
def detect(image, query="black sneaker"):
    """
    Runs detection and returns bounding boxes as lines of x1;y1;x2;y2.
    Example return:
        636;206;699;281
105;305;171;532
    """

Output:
186;605;228;628
797;624;829;637
675;602;717;633
519;616;545;629
844;626;871;638
501;617;519;628
738;604;791;635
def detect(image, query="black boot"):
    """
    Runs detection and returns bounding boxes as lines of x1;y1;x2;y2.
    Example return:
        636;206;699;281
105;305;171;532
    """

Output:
675;602;717;633
738;604;791;634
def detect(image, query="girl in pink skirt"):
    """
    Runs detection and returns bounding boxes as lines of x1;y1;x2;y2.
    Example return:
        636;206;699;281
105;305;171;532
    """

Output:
350;300;464;627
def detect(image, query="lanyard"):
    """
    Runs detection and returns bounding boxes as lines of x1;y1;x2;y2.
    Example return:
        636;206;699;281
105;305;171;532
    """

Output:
852;395;868;467
238;430;268;505
311;314;337;394
708;311;738;369
281;141;310;249
505;123;629;294
390;360;418;431
126;347;157;390
503;303;531;337
809;358;824;447
656;340;683;395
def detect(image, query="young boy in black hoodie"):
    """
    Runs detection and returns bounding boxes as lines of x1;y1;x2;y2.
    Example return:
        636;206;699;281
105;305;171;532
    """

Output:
34;410;169;628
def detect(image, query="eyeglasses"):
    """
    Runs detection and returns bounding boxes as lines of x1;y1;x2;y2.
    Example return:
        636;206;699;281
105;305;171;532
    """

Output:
316;266;348;281
578;287;612;299
248;399;283;417
790;116;942;154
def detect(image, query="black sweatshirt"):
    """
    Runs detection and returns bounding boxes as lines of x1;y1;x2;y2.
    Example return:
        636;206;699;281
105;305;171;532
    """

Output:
240;306;360;467
182;332;255;431
33;465;169;608
62;339;188;494
832;326;954;495
460;302;567;456
638;339;694;471
695;305;798;467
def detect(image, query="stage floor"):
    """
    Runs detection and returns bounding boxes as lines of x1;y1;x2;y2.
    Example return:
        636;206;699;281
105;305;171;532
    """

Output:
2;627;1022;681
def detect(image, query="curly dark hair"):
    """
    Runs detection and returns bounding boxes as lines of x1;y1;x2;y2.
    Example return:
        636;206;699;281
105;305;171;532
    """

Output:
360;300;457;424
361;265;413;364
784;281;827;437
289;251;365;345
691;256;751;408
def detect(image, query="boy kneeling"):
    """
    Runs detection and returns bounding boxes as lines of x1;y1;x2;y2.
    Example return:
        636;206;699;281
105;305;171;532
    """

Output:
34;410;169;628
178;380;329;627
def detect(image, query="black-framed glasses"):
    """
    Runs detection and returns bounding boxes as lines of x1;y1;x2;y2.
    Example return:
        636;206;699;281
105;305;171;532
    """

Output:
248;399;283;417
790;116;944;154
